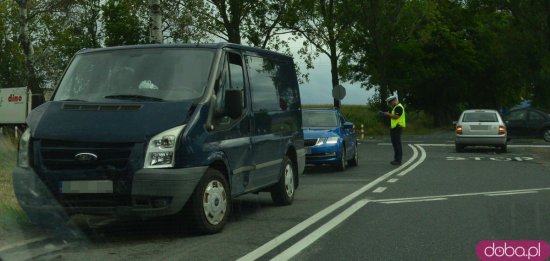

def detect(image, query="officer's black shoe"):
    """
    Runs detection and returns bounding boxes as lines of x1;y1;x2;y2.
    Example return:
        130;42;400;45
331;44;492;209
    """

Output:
390;161;402;166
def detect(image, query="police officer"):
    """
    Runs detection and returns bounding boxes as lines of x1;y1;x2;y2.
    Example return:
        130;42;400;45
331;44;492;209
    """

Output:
382;96;406;165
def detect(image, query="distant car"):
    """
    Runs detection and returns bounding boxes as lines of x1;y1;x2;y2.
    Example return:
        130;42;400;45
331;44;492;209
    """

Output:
504;108;550;142
302;109;358;171
455;109;507;152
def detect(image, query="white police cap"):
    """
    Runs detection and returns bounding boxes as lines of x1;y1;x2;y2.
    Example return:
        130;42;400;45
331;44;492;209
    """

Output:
385;96;397;102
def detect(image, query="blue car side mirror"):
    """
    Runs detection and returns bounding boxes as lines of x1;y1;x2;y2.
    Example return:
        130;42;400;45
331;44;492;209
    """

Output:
343;122;353;129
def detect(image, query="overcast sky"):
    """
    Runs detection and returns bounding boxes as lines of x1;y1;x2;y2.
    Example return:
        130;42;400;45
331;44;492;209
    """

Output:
296;55;375;105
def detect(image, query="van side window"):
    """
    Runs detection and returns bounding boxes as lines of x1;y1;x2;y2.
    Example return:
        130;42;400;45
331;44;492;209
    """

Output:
214;52;246;126
246;56;281;112
276;61;301;111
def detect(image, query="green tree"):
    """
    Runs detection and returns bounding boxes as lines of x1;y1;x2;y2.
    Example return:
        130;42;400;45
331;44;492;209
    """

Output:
102;0;145;46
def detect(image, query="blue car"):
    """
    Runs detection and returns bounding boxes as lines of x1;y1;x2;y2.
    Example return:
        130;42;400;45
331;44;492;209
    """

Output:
302;109;359;171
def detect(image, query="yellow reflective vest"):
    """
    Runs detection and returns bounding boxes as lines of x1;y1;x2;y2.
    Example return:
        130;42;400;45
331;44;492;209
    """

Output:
390;103;406;128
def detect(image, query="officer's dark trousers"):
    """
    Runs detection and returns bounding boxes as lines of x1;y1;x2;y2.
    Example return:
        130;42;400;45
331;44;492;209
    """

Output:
390;126;403;163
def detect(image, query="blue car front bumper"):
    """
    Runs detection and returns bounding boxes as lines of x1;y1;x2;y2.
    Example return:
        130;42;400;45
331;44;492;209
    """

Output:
305;143;343;165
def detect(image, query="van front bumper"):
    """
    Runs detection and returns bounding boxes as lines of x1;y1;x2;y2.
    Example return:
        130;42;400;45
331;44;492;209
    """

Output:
13;166;207;220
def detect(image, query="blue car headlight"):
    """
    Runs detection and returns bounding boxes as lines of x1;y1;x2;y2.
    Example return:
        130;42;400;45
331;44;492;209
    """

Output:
325;137;339;144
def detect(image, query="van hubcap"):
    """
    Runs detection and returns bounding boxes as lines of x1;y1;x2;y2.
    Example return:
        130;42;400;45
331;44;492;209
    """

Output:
284;164;294;197
545;129;550;141
203;180;227;225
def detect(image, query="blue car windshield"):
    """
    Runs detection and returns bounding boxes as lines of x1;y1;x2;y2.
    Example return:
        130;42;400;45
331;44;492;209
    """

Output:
302;111;338;127
54;48;214;102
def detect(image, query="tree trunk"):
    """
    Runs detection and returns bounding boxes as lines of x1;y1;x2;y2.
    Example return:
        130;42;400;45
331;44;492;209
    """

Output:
15;0;41;96
149;0;162;44
227;27;241;44
329;47;340;108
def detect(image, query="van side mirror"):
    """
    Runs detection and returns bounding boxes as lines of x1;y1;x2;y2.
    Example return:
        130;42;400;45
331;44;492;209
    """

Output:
225;89;243;119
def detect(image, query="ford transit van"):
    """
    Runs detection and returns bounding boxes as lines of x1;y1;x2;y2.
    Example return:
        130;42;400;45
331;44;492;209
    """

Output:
13;43;305;234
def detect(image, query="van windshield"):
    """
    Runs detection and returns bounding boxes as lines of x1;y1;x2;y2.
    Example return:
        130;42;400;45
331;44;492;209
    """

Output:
53;48;215;102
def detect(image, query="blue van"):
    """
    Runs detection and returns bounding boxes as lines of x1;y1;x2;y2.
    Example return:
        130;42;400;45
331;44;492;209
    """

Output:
13;43;305;234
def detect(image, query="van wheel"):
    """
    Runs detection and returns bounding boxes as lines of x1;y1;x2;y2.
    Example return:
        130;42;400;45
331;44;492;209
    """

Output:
337;148;347;171
271;156;296;205
348;142;358;167
543;128;550;142
186;168;230;234
455;144;464;153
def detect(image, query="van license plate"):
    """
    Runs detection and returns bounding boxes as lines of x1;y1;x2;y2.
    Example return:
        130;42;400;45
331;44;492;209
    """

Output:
61;180;113;194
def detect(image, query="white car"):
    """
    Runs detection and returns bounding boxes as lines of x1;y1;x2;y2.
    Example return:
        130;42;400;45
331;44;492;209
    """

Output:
455;109;507;152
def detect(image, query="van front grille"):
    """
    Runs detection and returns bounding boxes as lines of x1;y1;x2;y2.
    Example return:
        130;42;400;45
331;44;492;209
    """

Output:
40;140;134;170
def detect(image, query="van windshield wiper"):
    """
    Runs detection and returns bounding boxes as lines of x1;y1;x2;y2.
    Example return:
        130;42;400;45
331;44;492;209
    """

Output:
104;94;164;102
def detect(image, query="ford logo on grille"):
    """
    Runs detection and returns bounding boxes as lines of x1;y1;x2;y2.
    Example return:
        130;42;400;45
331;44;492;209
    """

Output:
74;152;98;162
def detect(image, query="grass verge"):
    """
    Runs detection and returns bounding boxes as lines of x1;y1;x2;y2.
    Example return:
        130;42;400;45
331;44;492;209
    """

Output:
303;104;438;137
0;133;34;245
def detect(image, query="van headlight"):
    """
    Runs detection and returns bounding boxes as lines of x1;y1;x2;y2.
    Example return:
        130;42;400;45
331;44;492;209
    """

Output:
144;125;185;169
17;128;31;168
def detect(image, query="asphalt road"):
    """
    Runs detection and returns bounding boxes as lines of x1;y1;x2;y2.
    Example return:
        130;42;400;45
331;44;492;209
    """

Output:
3;132;550;261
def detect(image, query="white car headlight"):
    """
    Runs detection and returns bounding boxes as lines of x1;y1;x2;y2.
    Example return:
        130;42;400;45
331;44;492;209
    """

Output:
144;125;185;168
325;137;339;144
17;128;31;168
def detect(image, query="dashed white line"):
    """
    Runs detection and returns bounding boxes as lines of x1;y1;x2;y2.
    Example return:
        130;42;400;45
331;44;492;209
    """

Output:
387;178;399;183
373;187;387;193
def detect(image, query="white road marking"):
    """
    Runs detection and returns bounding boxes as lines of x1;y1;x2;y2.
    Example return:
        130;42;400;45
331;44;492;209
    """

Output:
387;178;399;183
373;187;387;193
373;187;550;203
486;191;538;196
237;144;423;261
270;199;369;261
397;145;427;177
380;198;447;204
418;143;550;148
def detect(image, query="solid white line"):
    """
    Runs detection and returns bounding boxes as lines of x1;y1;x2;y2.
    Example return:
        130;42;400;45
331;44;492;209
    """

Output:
485;191;538;196
397;145;427;177
236;144;421;261
387;178;399;183
380;198;447;204
373;187;550;203
373;187;387;193
270;199;370;261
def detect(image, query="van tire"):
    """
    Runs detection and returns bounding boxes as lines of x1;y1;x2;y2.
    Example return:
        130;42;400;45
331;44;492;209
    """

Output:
185;168;230;234
271;156;296;206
